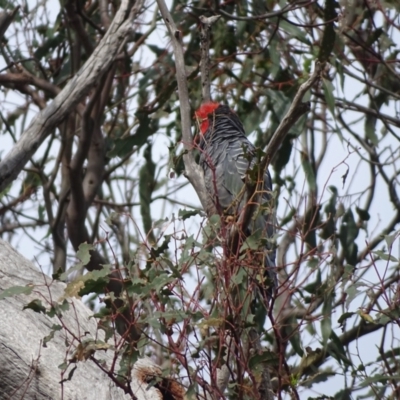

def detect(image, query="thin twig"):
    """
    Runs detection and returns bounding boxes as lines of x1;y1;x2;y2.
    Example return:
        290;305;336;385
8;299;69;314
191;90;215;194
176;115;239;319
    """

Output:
218;0;312;22
199;15;220;103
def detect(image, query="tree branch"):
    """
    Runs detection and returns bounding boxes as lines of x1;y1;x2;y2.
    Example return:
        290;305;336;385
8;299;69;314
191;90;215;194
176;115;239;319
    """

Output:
199;15;220;103
155;0;211;213
265;62;322;169
0;72;60;97
65;0;95;56
218;1;312;21
237;62;323;239
0;0;144;193
0;6;19;40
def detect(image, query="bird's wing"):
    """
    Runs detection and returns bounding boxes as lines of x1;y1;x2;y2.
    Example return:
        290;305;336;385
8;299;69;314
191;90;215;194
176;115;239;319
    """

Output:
225;141;276;266
201;137;275;262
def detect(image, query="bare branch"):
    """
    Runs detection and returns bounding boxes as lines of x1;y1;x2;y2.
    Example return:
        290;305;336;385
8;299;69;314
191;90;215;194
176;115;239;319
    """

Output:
199;15;220;103
156;0;211;213
0;72;60;97
0;0;144;193
0;6;19;40
218;1;312;21
236;62;323;239
264;62;322;169
335;98;400;128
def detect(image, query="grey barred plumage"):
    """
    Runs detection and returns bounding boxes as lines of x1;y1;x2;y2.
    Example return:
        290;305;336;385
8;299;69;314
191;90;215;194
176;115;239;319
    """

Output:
197;103;277;292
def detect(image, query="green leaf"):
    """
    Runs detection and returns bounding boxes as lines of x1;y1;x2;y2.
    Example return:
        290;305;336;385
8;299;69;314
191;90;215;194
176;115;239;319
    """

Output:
265;89;291;123
279;19;310;45
149;234;171;259
151;310;189;324
0;285;33;300
279;206;296;228
377;347;400;362
321;291;333;348
231;268;247;285
60;243;95;281
240;233;261;251
144;273;174;295
76;276;110;297
303;268;322;295
76;243;93;265
302;369;336;388
23;299;46;313
339;209;359;266
147;44;166;56
118;349;139;382
320;186;338;240
385;233;398;249
43;324;62;347
47;299;70;318
328;330;352;367
322;78;335;115
300;151;316;191
343;264;354;283
34;34;65;60
338;312;355;330
372;250;398;262
273;133;296;177
139;144;156;243
285;315;303;356
303;205;321;250
249;349;279;369
345;283;361;309
58;362;68;371
108;111;158;158
178;208;202;221
59;366;77;384
355;206;370;221
238;99;261;134
365;115;379;146
186;383;198;399
375;307;400;325
359;373;393;387
318;0;337;62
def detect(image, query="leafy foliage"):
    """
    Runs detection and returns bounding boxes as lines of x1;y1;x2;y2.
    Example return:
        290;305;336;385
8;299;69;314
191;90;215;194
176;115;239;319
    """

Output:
0;0;400;398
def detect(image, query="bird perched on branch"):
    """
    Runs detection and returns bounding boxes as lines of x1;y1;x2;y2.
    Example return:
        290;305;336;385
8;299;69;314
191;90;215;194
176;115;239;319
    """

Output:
195;102;277;296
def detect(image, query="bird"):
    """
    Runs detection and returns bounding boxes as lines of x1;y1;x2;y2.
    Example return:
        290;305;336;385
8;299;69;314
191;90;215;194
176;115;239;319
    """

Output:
195;102;277;298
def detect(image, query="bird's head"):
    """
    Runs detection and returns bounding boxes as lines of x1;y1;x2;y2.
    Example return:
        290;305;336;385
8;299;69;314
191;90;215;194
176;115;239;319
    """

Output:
195;102;220;134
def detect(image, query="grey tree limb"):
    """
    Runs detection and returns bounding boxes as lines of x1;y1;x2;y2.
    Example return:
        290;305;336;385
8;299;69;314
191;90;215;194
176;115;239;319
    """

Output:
0;0;144;193
0;239;130;399
155;0;211;214
0;239;185;400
